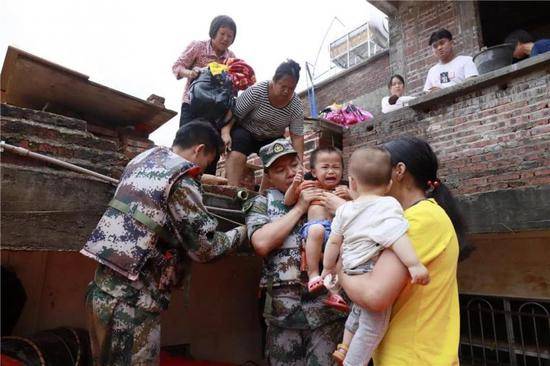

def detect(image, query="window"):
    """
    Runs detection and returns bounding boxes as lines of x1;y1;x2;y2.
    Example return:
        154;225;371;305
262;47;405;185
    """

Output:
478;1;550;47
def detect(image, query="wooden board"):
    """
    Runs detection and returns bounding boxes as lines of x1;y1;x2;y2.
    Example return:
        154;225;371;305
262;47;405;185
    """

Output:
458;230;550;299
1;250;264;364
1;166;114;251
1;46;176;135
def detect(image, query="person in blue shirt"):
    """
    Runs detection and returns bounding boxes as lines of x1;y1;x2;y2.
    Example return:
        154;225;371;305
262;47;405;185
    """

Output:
505;30;550;59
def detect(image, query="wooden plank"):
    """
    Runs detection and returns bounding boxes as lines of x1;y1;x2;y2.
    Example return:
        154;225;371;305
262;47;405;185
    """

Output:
1;46;176;135
458;230;550;299
161;255;263;363
35;252;96;331
1;166;114;251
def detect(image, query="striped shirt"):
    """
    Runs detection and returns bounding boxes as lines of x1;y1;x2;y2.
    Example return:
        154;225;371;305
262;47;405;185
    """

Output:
234;80;304;139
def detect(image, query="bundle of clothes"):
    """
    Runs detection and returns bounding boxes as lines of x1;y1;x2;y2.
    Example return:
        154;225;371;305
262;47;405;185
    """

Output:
320;103;373;127
189;59;256;129
224;58;256;91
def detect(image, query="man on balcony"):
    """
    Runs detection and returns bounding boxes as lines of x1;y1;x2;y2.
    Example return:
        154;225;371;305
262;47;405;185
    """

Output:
423;28;479;93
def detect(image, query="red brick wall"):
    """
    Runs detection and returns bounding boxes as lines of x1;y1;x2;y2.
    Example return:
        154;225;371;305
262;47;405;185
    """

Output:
343;64;550;196
300;52;390;117
391;1;482;94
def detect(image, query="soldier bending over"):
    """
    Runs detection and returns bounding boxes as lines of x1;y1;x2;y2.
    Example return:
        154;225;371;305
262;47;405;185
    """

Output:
81;120;246;366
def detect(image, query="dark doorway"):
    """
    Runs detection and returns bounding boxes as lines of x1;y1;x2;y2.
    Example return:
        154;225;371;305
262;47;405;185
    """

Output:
478;1;550;47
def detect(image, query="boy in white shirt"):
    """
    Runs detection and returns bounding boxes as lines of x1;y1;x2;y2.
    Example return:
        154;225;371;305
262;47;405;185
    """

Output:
322;147;430;365
423;28;478;92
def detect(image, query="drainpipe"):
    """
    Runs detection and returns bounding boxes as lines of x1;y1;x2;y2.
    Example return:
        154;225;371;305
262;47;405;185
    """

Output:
305;63;318;117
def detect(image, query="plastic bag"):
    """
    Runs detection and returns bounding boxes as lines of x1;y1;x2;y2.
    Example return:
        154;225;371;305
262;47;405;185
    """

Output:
189;65;234;129
321;103;372;127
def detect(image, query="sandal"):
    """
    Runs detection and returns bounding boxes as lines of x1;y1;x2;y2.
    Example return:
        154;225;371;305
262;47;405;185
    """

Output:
323;293;350;313
307;276;325;293
323;273;341;293
332;343;349;365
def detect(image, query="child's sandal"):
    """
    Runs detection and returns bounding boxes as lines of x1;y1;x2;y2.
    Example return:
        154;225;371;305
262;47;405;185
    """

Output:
332;343;349;365
307;276;325;293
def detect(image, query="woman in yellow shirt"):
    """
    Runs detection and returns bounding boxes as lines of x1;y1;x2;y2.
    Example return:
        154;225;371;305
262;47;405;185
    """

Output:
322;137;470;365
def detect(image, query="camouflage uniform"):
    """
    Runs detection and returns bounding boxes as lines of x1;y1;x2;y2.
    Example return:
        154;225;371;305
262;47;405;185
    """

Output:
81;146;246;366
245;188;345;366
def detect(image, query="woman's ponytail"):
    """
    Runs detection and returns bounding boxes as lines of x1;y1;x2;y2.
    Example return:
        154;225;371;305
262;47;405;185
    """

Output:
385;137;473;261
429;182;473;260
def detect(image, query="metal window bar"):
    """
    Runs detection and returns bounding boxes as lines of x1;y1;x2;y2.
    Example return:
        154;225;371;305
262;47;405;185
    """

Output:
459;294;550;366
517;302;550;366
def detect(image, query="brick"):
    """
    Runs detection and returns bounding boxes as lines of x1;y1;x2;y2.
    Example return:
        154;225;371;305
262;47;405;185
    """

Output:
341;59;549;197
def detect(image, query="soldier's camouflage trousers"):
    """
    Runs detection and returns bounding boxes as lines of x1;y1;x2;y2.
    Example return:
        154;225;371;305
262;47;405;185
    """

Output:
86;284;161;366
265;319;344;366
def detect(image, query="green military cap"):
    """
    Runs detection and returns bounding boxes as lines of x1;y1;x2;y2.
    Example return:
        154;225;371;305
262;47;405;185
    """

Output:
259;138;297;168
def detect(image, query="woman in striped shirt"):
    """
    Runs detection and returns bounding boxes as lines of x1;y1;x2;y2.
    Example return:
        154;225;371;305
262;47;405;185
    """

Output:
225;59;305;186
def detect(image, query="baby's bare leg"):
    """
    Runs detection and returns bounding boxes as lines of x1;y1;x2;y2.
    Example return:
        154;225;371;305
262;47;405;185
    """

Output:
306;224;325;279
306;205;331;280
342;328;354;346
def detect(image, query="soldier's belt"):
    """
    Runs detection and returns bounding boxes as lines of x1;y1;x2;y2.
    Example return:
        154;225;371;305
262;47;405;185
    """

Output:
108;198;184;249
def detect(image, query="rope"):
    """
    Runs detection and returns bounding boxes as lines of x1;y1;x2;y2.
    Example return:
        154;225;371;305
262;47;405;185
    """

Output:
207;210;244;227
3;207;244;226
2;209;105;214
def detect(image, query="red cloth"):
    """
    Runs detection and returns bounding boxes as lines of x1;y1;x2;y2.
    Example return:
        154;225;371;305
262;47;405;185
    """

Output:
0;354;24;366
224;58;256;91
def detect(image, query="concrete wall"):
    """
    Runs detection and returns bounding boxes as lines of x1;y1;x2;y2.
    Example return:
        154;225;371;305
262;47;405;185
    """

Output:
0;103;155;175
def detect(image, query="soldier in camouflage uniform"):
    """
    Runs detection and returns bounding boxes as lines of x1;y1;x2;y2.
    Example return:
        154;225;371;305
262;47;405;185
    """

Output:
81;121;246;366
244;139;345;365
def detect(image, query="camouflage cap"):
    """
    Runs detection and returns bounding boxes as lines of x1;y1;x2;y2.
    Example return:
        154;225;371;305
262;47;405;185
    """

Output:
259;138;297;168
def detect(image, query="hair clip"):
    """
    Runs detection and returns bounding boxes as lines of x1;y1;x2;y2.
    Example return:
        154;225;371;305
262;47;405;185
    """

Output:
427;179;440;189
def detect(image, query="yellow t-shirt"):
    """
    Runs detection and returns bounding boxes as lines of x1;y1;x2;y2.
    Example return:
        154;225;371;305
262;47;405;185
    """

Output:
373;198;460;366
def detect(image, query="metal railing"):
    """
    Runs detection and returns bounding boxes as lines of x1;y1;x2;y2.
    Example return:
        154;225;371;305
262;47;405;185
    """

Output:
459;294;550;366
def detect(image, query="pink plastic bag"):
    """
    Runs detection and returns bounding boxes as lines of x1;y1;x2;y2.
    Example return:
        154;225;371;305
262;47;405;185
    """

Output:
323;104;372;127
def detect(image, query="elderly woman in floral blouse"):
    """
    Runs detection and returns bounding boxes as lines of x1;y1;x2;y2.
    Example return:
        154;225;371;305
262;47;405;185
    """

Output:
172;15;237;127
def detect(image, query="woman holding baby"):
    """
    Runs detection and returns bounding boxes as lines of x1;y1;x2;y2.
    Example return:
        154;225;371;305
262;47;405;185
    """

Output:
322;136;469;365
246;134;466;365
